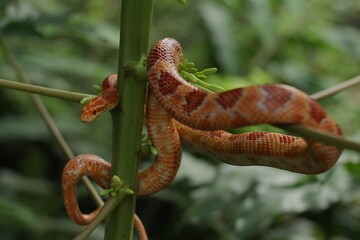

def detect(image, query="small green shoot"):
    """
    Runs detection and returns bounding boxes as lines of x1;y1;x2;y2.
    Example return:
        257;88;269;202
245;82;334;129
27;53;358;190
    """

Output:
179;59;223;93
80;96;95;105
80;84;103;105
100;175;134;197
93;85;102;92
150;145;158;156
141;133;158;156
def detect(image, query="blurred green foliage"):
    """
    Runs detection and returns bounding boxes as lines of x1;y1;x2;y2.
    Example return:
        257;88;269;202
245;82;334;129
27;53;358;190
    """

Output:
1;0;360;239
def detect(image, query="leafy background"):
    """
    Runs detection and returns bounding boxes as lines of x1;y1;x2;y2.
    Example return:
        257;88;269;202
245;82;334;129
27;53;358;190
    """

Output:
1;0;360;239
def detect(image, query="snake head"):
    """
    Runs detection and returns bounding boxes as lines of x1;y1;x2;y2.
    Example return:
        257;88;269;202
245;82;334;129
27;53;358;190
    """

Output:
81;74;120;123
81;89;120;123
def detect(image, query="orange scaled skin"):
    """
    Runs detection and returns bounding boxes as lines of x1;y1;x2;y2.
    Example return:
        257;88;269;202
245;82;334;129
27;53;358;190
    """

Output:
63;73;181;240
62;154;148;240
80;74;119;123
62;38;343;239
147;37;342;174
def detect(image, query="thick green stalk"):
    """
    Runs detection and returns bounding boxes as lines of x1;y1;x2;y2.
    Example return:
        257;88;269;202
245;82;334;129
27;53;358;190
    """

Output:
105;0;154;239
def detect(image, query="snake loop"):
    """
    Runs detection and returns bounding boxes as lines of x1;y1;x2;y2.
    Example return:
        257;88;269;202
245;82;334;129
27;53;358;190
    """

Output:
147;37;342;174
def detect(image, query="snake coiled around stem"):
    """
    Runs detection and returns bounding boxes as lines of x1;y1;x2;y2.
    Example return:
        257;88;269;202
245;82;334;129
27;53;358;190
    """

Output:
62;37;343;239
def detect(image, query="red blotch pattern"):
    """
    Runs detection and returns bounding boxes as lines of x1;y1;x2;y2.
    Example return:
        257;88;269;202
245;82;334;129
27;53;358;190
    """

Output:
216;88;244;109
309;100;327;124
183;90;207;114
263;85;292;112
158;71;182;96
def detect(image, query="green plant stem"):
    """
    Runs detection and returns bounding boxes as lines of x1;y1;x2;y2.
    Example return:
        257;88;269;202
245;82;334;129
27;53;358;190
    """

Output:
0;35;103;207
105;0;154;239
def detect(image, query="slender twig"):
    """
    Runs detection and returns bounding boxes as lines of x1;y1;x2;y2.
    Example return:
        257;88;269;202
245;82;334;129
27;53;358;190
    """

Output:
2;72;358;104
1;73;360;153
278;74;360;152
0;35;103;207
0;78;91;103
281;125;360;151
74;195;125;240
311;74;360;100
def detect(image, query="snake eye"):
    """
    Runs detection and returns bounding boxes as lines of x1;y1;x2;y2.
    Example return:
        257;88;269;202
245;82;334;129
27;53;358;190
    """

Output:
92;110;97;115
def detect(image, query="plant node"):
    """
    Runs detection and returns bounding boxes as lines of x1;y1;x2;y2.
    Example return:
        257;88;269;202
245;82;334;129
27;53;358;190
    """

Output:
100;175;134;197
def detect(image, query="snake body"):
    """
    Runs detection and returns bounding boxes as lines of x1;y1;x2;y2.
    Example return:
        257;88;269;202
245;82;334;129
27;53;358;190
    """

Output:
147;38;342;174
62;80;181;226
62;38;343;235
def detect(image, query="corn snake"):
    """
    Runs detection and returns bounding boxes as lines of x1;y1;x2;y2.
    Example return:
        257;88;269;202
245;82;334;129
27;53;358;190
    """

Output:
62;38;343;238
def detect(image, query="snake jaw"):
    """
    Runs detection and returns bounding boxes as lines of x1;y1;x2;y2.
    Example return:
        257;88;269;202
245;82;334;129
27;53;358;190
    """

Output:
80;92;120;123
80;98;104;123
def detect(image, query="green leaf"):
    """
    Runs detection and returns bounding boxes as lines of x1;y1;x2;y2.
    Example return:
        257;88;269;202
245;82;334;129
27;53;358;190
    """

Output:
119;188;134;195
100;189;113;196
150;146;158;156
80;96;95;105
